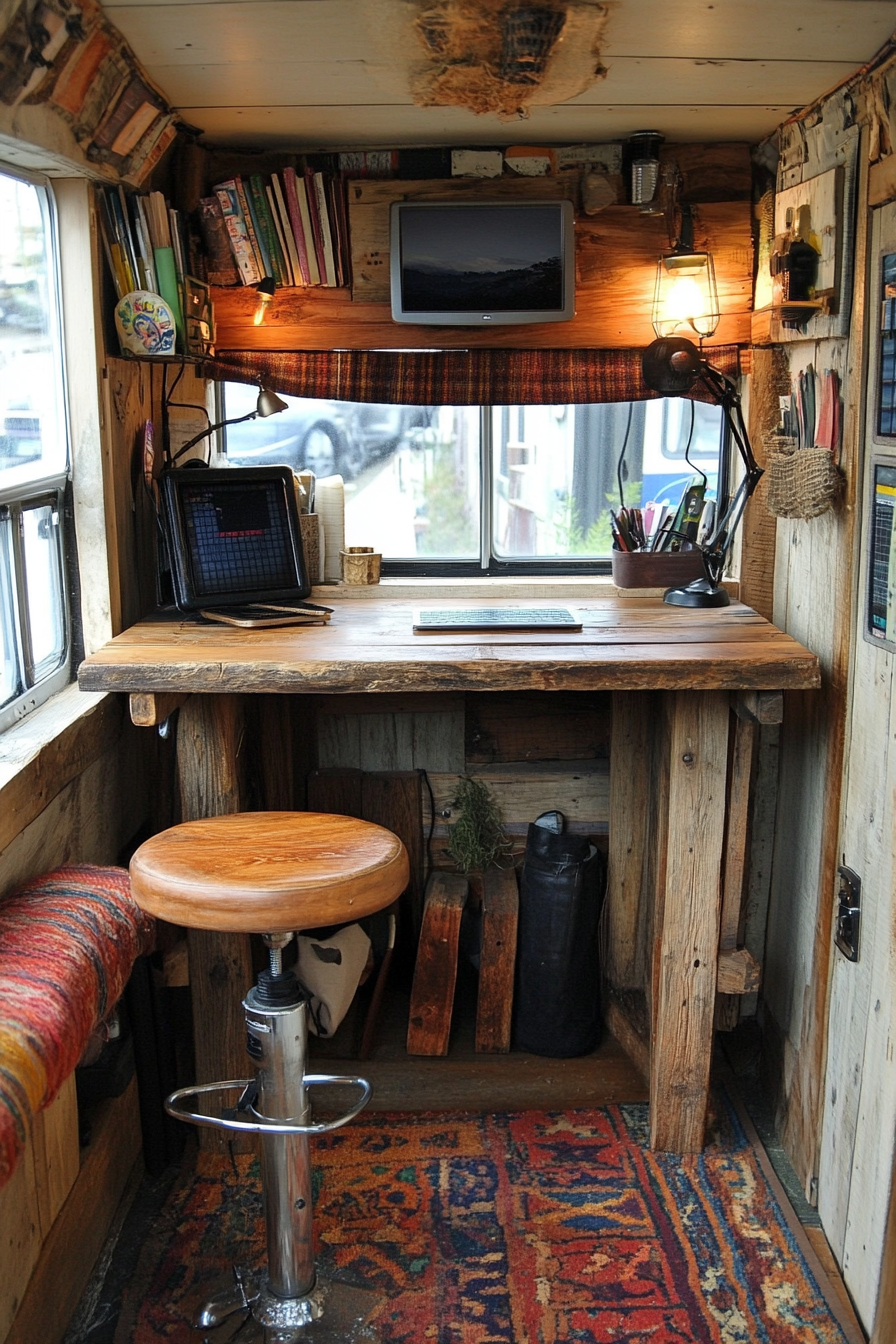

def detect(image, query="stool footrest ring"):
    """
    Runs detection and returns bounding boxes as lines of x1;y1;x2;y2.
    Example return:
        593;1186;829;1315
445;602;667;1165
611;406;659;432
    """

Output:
165;1075;372;1136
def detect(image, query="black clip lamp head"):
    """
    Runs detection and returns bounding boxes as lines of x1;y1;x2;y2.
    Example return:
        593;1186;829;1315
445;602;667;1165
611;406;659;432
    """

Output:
169;386;288;466
642;337;763;609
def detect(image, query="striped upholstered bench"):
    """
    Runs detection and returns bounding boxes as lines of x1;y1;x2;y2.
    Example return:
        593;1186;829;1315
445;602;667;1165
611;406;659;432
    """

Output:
0;865;155;1190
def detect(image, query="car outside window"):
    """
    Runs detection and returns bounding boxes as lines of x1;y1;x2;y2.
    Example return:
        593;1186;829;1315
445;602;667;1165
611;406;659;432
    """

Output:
0;169;70;732
223;385;724;574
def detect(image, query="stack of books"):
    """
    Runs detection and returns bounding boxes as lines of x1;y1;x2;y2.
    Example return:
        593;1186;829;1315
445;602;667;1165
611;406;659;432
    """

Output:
98;186;213;356
208;169;351;289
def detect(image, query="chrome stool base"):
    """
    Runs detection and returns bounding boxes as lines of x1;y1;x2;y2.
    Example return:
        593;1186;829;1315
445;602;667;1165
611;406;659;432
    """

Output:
197;1270;383;1343
167;941;381;1344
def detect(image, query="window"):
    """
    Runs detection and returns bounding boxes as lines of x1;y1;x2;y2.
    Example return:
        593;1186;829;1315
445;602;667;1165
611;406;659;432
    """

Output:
0;170;70;732
223;384;726;574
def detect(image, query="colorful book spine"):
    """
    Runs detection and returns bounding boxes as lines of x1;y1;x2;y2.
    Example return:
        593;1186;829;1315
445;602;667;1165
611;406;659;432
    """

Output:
234;176;266;278
313;172;337;287
269;177;299;287
213;180;261;285
282;168;312;285
286;168;320;285
304;166;328;285
247;174;282;284
265;181;294;283
197;196;239;286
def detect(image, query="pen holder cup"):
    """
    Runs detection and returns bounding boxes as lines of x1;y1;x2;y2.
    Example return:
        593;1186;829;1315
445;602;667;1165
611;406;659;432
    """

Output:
611;549;706;589
341;547;381;585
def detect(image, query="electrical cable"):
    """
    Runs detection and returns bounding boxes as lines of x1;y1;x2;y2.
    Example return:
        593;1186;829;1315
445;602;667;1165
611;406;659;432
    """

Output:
420;768;435;890
682;398;707;491
615;401;634;508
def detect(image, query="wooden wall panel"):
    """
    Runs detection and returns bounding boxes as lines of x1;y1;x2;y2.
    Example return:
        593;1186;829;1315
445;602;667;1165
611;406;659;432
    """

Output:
760;132;869;1223
211;197;752;353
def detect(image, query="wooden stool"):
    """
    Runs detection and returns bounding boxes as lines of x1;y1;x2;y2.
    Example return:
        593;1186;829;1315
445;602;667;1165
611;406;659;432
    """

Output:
129;811;408;1344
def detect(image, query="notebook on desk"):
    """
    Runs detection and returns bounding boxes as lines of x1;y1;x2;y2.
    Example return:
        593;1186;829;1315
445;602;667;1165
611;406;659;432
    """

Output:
413;607;582;633
159;466;331;627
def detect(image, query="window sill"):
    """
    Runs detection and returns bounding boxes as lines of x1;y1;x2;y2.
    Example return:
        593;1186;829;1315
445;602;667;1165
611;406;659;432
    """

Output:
0;683;121;855
313;574;740;602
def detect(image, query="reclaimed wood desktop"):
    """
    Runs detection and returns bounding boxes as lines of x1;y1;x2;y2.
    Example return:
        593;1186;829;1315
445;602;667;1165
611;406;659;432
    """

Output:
79;595;820;1154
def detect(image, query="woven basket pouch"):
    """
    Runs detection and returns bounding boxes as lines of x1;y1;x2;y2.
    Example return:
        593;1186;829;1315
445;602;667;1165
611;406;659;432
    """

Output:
764;435;843;519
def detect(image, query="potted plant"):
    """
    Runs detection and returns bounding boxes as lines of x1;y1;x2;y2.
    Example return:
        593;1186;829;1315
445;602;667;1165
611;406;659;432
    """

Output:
446;776;512;900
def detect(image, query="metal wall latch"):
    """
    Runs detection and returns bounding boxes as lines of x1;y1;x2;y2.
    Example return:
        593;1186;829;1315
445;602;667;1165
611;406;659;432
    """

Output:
835;865;861;962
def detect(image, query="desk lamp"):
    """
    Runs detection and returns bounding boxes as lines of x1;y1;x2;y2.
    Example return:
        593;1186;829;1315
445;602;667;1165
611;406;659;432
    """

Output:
170;386;288;465
641;337;763;608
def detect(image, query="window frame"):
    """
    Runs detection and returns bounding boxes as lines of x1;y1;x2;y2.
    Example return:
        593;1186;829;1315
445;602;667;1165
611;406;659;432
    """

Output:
221;387;732;580
0;166;73;734
379;402;731;578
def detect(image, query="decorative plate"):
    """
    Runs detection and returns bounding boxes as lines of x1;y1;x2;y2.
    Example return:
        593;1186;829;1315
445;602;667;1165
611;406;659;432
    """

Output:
115;290;176;357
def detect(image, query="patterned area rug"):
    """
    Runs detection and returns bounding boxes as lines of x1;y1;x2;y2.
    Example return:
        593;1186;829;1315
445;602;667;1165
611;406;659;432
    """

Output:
116;1098;851;1343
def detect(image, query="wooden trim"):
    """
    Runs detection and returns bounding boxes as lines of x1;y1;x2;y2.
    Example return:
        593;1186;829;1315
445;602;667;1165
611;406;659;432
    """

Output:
717;947;761;994
0;692;123;857
869;155;896;209
5;1078;142;1344
129;691;189;727
872;1156;896;1342
650;690;729;1153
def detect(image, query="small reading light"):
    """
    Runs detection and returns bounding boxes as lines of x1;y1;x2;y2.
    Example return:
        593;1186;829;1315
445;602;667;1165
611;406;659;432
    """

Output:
254;276;277;326
652;205;720;341
170;385;287;464
256;387;288;417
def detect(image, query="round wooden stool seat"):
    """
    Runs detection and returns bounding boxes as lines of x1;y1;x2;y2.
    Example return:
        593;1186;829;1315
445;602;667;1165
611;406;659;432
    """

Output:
129;811;409;933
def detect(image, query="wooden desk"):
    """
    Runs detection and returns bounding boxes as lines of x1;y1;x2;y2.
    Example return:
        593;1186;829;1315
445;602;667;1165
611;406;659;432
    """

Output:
79;595;819;1153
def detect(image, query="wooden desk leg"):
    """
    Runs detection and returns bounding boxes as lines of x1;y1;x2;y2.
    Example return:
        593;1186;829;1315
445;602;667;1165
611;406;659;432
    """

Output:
649;690;729;1154
177;695;255;1151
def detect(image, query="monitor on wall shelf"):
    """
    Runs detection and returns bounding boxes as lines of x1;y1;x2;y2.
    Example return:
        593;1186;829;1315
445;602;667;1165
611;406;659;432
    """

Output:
389;200;575;326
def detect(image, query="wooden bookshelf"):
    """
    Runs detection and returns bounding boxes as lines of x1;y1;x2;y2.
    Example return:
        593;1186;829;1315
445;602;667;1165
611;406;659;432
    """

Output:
210;192;753;353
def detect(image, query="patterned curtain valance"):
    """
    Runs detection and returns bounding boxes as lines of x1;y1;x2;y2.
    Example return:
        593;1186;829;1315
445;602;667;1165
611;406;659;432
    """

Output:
201;345;742;407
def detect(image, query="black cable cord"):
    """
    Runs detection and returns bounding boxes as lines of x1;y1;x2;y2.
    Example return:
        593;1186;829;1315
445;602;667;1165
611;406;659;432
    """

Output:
615;401;634;508
420;768;435;889
682;399;707;491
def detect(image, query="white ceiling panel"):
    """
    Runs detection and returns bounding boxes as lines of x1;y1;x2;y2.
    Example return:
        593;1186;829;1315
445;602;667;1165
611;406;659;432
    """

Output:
178;102;801;150
155;55;858;112
146;62;404;105
602;0;896;62
97;0;893;148
572;58;859;107
103;1;371;63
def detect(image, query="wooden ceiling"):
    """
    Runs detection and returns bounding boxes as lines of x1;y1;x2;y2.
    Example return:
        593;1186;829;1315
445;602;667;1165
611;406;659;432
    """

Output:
102;0;895;149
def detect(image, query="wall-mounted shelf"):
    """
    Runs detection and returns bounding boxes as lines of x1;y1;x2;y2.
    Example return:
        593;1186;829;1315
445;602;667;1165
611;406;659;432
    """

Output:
210;198;754;354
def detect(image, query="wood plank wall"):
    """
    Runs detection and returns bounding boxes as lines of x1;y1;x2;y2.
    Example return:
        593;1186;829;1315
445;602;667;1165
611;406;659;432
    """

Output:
195;142;753;354
315;689;612;867
749;112;871;1236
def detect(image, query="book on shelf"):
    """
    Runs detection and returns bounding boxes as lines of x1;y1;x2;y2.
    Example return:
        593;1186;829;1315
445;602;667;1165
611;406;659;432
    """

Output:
214;179;262;285
233;177;266;278
97;185;186;346
241;177;273;279
312;171;338;287
248;175;287;284
206;168;349;291
283;167;319;285
304;167;330;286
327;175;351;288
268;178;298;287
198;197;240;286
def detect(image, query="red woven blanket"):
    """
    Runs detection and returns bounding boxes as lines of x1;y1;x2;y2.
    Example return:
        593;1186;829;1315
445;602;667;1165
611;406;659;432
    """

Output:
0;865;155;1188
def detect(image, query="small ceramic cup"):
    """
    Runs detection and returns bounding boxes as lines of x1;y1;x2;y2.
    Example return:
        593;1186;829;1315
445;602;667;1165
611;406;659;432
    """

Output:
340;547;381;584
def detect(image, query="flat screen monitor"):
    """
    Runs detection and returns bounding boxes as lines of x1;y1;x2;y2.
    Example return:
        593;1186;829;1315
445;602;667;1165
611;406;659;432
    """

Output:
390;200;575;326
